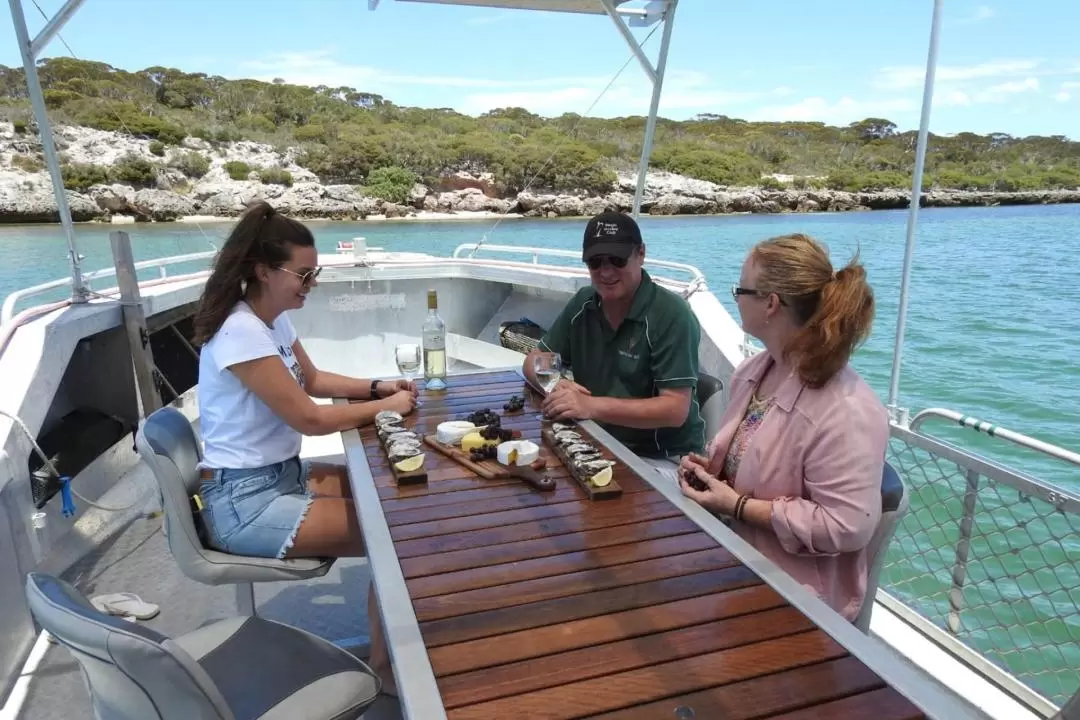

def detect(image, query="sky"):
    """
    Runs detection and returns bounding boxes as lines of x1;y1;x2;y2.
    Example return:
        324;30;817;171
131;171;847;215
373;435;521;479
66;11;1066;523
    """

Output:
1;0;1079;139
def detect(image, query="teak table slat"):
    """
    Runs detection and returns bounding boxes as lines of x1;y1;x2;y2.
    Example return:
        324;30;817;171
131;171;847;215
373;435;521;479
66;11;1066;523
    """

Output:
339;369;931;719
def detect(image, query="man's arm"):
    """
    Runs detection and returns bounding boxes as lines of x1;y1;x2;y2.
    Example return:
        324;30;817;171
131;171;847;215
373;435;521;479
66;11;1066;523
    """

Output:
522;295;581;391
585;387;692;428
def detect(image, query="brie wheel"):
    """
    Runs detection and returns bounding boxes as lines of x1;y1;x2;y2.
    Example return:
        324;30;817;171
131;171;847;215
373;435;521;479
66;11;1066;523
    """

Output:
497;440;540;466
436;421;478;445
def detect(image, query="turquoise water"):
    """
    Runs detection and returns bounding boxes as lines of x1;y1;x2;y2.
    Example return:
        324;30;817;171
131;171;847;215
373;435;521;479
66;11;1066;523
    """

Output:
3;206;1077;486
2;205;1079;703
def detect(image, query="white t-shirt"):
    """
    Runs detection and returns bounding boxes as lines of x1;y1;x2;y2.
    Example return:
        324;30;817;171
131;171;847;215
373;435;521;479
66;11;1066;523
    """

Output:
198;301;305;469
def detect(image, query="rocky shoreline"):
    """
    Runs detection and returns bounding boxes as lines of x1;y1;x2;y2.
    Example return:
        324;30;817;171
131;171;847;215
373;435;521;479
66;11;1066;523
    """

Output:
3;123;1079;225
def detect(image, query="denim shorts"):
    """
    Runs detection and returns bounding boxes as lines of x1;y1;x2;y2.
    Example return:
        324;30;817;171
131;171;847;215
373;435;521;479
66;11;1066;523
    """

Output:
200;456;314;559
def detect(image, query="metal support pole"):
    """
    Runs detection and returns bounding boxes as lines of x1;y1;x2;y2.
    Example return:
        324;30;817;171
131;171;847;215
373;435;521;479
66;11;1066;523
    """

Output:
29;0;85;57
8;0;87;303
600;0;658;83
887;0;942;410
631;0;677;219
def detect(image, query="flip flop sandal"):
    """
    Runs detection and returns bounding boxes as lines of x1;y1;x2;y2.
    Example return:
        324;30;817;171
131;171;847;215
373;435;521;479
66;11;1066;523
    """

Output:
90;592;160;621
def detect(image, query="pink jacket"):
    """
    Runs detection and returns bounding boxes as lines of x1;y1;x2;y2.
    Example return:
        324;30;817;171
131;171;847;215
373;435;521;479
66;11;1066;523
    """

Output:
705;351;889;621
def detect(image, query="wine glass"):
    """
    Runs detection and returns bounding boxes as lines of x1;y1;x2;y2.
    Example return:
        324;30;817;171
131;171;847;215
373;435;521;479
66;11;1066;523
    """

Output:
533;352;562;420
394;343;422;405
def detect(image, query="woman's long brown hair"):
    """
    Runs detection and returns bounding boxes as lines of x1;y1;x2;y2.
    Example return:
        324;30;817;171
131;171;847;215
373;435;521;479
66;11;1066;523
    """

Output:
192;201;315;346
751;233;875;388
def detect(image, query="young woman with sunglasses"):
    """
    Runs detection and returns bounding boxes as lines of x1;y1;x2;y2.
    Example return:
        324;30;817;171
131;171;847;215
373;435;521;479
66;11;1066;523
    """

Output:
192;201;415;695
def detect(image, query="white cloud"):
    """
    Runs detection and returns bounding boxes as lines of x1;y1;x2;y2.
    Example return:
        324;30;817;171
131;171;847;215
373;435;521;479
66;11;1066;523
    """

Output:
239;49;608;91
743;96;916;125
1054;81;1080;103
873;59;1043;91
953;5;996;25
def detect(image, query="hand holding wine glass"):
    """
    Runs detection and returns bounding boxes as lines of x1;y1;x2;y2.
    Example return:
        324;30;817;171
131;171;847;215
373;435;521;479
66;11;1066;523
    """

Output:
533;352;562;419
394;343;423;406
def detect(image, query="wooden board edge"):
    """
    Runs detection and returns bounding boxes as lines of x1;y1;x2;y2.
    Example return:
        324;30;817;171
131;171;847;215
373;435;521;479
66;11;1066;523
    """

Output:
541;427;622;499
422;435;513;480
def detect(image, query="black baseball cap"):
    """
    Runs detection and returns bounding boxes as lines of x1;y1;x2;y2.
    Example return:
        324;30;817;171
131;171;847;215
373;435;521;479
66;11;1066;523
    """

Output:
582;211;642;262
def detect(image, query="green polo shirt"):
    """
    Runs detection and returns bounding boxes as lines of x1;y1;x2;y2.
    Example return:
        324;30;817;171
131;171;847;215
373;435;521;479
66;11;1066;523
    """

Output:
538;270;705;459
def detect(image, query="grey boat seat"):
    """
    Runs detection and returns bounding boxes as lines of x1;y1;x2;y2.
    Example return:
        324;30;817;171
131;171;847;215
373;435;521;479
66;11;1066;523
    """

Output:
25;572;380;720
135;405;333;615
855;460;910;633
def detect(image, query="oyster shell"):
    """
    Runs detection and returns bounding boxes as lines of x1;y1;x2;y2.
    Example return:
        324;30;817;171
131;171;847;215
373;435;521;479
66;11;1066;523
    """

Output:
554;431;583;444
576;459;615;473
552;422;575;433
376;410;403;425
385;431;419;444
563;443;596;456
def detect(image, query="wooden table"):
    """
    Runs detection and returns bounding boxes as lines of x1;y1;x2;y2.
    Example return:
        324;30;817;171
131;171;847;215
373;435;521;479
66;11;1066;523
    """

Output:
337;368;975;720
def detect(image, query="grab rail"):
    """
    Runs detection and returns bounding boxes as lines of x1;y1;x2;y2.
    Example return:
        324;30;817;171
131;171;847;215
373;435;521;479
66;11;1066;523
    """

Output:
450;243;708;286
1;251;218;324
909;408;1080;468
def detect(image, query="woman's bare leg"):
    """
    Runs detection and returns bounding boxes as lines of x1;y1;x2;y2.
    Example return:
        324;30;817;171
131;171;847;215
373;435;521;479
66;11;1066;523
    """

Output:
306;462;353;498
283;481;398;695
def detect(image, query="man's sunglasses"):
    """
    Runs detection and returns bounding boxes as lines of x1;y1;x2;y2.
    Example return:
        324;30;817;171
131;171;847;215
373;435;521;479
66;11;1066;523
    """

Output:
279;266;323;286
586;255;628;270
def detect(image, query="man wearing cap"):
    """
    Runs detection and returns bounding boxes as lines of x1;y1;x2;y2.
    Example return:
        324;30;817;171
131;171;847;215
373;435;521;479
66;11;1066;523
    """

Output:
522;211;705;476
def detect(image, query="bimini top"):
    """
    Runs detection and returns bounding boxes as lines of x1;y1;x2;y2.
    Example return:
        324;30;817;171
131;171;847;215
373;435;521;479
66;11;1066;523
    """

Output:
372;0;641;16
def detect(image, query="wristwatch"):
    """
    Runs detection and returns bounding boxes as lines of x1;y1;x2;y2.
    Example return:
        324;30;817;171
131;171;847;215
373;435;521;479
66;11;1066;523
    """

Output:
369;380;381;400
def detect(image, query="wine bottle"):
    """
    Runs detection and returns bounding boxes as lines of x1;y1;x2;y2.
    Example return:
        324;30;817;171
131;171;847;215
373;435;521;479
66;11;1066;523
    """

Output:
422;288;447;390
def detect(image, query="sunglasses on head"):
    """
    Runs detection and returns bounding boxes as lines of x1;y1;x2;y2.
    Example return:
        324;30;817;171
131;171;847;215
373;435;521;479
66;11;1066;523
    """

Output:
279;266;323;286
586;255;628;270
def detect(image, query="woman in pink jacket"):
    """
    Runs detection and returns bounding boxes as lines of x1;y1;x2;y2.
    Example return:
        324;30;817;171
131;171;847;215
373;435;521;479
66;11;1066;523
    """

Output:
679;233;888;622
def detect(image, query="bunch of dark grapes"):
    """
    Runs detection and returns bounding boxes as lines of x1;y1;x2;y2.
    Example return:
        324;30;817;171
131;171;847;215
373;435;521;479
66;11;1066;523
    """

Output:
480;425;515;442
503;395;525;413
466;409;501;427
469;445;498;462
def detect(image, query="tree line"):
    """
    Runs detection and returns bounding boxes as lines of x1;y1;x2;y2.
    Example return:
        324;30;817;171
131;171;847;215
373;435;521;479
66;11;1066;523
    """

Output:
1;57;1078;196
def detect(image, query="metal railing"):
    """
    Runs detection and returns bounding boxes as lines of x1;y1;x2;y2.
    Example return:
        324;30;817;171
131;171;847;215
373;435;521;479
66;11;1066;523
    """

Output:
1;251;217;325
880;413;1080;715
450;242;708;290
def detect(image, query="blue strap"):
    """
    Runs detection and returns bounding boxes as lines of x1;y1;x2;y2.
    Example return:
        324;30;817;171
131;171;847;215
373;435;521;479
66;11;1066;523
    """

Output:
59;476;76;518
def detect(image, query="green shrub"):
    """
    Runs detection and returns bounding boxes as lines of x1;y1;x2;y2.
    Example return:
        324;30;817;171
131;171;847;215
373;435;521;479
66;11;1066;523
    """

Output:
148;140;165;156
110;153;157;187
258;167;293;186
224;160;252;180
361;166;415;204
11;154;44;173
169;151;210;178
61;162;109;191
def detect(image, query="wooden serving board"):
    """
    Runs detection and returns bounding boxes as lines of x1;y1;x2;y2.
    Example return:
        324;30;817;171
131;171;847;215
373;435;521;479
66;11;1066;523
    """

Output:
375;427;428;486
422;435;513;480
541;428;622;500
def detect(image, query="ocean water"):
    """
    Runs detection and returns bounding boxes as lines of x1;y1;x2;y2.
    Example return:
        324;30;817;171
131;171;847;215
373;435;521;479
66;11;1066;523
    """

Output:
2;205;1076;484
2;204;1079;702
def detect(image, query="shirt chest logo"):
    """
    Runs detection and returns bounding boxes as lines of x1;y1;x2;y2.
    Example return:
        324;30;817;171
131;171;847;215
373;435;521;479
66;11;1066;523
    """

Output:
617;331;642;362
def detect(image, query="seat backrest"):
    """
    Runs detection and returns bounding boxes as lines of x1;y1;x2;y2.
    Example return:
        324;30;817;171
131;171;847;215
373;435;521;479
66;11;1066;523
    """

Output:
25;572;233;720
135;407;211;578
854;461;910;632
697;372;726;442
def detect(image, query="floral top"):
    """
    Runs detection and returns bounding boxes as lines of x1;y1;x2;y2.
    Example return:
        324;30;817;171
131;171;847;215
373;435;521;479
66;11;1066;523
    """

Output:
722;391;773;482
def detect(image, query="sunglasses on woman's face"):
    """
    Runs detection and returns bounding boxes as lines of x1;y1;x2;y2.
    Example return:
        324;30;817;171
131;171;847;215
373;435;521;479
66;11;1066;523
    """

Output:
279;266;322;286
586;255;628;271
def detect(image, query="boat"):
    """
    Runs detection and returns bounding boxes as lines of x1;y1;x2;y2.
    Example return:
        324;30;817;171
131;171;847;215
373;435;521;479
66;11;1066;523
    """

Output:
1;1;1077;718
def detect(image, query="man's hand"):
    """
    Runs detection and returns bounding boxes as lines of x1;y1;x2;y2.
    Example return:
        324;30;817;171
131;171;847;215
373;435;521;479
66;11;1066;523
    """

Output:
377;379;418;399
541;382;595;421
553;378;591;396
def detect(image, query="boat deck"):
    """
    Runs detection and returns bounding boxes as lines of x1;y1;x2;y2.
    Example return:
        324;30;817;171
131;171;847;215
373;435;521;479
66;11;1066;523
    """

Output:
337;368;980;719
6;413;399;720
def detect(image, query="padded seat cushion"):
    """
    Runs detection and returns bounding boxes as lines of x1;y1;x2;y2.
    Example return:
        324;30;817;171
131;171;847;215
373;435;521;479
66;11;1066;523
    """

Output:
174;617;380;720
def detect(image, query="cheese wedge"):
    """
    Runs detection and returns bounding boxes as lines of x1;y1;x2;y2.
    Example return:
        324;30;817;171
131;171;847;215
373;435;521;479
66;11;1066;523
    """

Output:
461;431;500;452
497;440;540;467
436;421;479;445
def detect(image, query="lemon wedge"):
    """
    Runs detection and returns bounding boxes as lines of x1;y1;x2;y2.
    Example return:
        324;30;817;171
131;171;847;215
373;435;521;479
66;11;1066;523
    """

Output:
394;454;425;473
588;465;613;488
